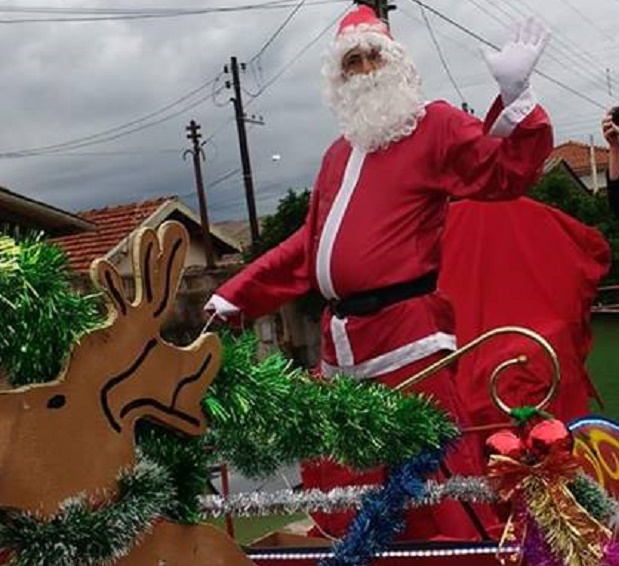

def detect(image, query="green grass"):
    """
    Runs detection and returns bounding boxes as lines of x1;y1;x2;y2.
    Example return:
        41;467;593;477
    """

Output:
587;314;619;420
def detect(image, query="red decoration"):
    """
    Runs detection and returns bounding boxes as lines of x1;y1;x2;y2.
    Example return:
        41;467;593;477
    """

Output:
526;418;573;458
486;430;525;460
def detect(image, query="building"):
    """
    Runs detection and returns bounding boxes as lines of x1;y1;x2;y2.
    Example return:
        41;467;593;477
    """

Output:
52;197;244;341
549;141;610;193
0;186;94;236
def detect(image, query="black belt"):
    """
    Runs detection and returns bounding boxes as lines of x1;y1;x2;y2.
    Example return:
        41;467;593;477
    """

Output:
328;271;438;319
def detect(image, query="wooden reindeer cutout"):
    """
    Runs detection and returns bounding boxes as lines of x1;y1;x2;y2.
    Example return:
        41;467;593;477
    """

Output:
0;221;254;565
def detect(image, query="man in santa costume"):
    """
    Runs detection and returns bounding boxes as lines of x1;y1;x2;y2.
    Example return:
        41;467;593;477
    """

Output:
205;6;553;541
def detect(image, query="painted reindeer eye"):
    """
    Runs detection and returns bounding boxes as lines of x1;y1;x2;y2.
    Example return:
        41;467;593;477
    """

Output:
47;394;66;410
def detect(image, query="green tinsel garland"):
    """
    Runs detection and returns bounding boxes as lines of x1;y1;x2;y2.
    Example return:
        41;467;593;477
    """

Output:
568;473;618;523
203;331;459;478
0;456;174;566
0;233;617;564
135;422;215;524
0;234;458;561
0;233;103;387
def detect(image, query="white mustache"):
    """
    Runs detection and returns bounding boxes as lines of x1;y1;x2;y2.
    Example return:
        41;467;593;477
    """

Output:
329;63;425;152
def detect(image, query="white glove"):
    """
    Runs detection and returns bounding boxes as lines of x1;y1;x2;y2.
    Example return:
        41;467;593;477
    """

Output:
203;294;241;321
482;18;550;106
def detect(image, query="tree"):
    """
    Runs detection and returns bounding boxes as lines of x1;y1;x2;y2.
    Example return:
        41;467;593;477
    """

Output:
529;169;619;284
245;189;311;261
245;188;323;321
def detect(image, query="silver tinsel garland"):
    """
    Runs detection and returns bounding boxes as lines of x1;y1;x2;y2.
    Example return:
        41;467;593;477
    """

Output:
199;476;496;518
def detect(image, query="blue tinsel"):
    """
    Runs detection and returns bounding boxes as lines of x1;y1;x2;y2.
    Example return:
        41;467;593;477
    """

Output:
319;449;445;566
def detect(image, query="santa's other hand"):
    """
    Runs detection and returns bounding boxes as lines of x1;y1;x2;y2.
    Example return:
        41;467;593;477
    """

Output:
203;294;241;322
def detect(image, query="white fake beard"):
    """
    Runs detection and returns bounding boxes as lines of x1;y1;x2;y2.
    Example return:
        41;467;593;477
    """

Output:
327;60;425;152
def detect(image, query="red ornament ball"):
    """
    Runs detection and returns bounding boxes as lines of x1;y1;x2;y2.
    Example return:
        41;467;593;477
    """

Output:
486;430;525;459
526;418;573;457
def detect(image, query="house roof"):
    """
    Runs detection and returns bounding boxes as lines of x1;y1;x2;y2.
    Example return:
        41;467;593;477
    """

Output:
52;197;242;273
0;186;95;236
549;141;609;175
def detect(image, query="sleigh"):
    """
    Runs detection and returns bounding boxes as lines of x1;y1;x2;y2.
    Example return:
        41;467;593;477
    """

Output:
0;220;616;566
239;331;619;566
242;414;619;566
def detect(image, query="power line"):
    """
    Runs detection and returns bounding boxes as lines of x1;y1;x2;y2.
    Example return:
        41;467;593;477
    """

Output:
463;0;609;95
0;86;221;158
406;0;607;111
244;0;310;97
0;0;347;23
248;5;347;101
179;167;243;199
419;5;466;103
210;168;243;189
250;0;309;64
0;1;290;13
554;0;617;44
0;2;341;159
399;7;480;58
487;0;609;83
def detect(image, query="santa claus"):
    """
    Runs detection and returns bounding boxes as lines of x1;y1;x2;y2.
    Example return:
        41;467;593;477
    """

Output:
205;5;553;542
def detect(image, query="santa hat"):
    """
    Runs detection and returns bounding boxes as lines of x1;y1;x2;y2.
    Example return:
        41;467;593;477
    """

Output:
331;5;397;68
337;5;392;39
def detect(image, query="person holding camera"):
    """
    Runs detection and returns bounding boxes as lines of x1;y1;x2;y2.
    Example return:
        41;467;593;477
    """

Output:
602;108;619;217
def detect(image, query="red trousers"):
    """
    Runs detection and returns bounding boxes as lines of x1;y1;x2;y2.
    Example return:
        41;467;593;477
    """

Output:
302;352;500;542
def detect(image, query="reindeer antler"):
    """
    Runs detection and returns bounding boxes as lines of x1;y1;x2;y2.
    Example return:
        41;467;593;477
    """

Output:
87;221;221;436
91;221;188;326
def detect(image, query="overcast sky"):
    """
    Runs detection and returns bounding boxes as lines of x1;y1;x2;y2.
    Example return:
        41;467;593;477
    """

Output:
0;0;617;223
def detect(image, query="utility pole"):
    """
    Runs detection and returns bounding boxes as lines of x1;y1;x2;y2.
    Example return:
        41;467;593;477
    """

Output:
183;120;215;269
225;57;262;253
590;134;600;195
354;0;396;25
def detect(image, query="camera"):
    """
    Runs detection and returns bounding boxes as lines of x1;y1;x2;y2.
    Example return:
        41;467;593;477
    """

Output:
611;106;619;126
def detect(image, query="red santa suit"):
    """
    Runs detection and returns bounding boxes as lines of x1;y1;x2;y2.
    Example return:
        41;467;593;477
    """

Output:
207;3;554;543
212;96;553;541
215;98;552;379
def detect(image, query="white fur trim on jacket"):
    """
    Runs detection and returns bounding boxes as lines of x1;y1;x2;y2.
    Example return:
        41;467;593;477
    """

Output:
316;147;367;299
489;87;537;138
320;331;457;380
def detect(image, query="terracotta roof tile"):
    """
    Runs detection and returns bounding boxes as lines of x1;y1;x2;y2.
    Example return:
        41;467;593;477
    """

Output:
550;141;609;174
51;197;171;273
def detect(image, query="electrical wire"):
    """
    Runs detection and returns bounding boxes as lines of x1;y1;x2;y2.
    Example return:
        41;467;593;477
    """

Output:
407;0;607;111
249;0;309;64
208;167;243;190
464;0;610;95
419;4;466;104
555;0;617;44
247;5;347;102
488;0;609;83
0;89;219;158
0;0;348;24
0;2;340;158
242;0;310;97
398;7;480;59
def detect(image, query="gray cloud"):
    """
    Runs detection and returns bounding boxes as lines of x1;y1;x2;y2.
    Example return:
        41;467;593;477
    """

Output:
0;0;616;222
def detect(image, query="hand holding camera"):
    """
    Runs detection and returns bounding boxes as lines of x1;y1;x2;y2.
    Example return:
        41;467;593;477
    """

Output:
602;107;619;148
